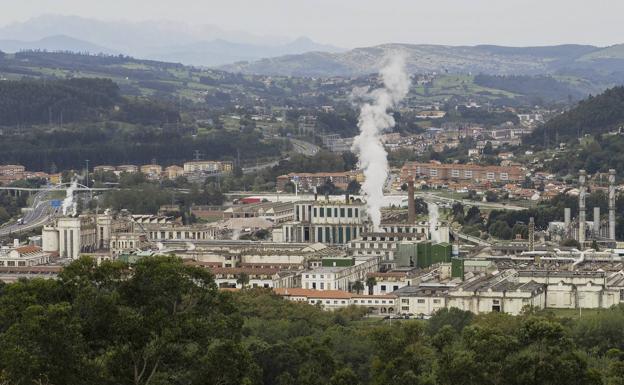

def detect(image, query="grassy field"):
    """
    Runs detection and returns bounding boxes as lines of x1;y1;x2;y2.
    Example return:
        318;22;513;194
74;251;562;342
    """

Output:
410;75;518;102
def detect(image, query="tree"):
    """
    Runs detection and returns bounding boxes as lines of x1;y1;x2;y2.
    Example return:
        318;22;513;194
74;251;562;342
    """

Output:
346;180;361;195
352;281;364;295
489;220;512;240
465;206;482;225
365;277;377;295
485;190;498;202
237;272;250;289
330;367;360;385
0;206;9;223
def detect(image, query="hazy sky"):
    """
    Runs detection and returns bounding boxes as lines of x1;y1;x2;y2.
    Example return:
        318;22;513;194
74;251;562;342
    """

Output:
2;0;623;48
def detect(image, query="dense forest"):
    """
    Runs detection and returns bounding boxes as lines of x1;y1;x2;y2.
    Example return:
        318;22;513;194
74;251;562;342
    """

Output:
1;256;624;385
0;124;283;171
525;86;624;147
474;74;585;103
0;78;181;127
441;105;519;126
0;78;119;126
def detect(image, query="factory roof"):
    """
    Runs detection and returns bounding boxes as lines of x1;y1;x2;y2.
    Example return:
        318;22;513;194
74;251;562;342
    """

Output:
393;285;449;297
274;288;353;299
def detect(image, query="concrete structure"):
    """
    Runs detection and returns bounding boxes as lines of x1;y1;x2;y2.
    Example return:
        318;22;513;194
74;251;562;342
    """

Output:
0;245;51;267
116;165;139;173
183;160;233;174
276;172;360;192
401;161;523;183
609;169;617;240
140;164;163;180
275;288;397;315
301;257;379;291
280;199;367;244
165;165;185;179
224;202;294;223
579;170;587;244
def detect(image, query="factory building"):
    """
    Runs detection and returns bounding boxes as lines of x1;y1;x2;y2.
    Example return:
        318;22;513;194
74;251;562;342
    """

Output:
277;197;368;244
301;256;379;291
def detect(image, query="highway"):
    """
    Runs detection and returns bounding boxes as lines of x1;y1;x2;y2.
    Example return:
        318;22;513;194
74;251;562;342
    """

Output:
290;138;320;157
0;189;59;239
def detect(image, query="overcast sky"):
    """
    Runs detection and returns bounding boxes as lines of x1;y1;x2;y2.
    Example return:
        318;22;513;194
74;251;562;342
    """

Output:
2;0;623;48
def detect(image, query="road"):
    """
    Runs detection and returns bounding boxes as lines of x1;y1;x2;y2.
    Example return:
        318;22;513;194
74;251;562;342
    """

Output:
0;189;59;239
290;138;320;156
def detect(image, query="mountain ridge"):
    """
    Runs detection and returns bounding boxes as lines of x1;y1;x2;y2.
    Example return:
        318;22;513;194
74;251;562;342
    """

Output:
220;43;624;78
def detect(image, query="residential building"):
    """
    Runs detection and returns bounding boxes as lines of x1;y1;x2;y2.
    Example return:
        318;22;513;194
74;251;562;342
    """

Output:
276;171;360;192
401;161;523;183
140;164;163;180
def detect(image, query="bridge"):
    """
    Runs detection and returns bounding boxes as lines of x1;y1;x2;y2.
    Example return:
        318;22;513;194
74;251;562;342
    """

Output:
449;228;492;247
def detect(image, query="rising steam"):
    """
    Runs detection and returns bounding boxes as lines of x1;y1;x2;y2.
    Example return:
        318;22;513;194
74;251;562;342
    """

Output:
62;180;78;216
352;54;410;230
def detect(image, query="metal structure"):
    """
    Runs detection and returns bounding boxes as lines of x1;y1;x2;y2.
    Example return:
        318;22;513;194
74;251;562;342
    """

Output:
579;170;587;245
609;169;616;241
528;217;535;252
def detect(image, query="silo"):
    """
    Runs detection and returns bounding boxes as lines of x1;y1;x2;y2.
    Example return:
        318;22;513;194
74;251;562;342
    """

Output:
42;226;59;253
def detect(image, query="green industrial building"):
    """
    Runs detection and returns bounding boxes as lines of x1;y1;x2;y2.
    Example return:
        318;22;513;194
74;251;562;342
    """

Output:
396;241;452;268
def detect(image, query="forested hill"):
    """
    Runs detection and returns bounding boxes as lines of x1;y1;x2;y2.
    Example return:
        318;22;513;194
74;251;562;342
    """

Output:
0;78;118;126
525;86;624;147
0;78;180;126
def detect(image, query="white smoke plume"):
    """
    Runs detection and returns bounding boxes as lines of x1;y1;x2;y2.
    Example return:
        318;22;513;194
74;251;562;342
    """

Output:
62;180;78;216
352;54;410;230
428;202;440;243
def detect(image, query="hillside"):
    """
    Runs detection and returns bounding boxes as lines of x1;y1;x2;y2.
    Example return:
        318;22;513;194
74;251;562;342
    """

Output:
524;87;624;175
221;43;624;83
526;86;624;146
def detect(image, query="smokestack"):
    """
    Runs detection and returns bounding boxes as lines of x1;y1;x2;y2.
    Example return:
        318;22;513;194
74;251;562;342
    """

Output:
528;217;535;251
609;169;616;240
564;207;571;235
579;170;587;245
593;207;600;237
407;179;415;223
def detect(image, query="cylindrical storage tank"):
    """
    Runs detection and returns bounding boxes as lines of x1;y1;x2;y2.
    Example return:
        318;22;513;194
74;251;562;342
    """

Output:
452;244;459;257
42;226;59;253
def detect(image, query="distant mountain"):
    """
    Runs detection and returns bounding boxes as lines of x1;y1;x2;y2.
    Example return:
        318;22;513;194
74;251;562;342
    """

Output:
0;15;343;66
147;36;344;67
0;35;116;55
220;43;624;78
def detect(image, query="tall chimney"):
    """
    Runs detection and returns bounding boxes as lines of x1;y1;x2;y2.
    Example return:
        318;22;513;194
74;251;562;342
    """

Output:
407;179;416;223
593;207;600;237
564;207;571;238
579;170;587;245
609;169;616;240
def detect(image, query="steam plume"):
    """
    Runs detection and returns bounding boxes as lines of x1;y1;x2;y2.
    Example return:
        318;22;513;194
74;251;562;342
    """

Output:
62;180;78;216
352;54;410;230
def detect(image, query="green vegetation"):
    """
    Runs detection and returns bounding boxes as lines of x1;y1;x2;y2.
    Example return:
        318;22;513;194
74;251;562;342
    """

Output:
474;74;585;104
526;86;624;148
3;256;624;384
